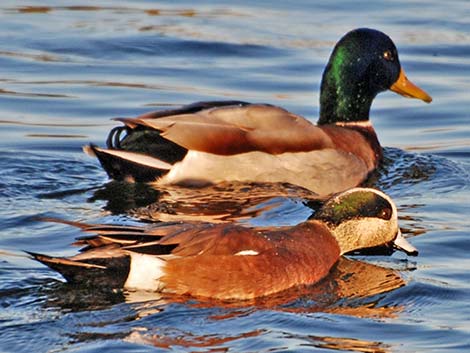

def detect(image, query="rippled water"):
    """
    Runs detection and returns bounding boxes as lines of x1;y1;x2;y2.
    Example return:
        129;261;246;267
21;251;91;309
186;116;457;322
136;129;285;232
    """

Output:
1;1;470;352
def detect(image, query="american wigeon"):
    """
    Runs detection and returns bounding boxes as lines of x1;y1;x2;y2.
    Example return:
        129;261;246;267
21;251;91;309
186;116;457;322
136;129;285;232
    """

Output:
29;188;418;300
85;28;431;196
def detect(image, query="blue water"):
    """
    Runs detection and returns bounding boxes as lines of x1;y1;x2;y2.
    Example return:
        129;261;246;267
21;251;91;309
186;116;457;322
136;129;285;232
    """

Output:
1;1;470;352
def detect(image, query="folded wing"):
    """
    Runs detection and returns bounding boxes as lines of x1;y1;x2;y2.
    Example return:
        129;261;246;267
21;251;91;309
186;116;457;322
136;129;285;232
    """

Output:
119;104;333;155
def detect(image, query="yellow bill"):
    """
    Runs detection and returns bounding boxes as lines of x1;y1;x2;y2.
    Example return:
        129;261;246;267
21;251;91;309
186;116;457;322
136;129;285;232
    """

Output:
390;68;432;103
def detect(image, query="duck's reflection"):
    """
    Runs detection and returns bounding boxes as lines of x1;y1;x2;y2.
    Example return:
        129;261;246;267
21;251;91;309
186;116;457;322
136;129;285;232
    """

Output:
44;256;407;317
38;236;412;353
125;327;390;352
124;257;405;315
88;145;440;226
90;180;322;223
125;328;264;350
306;335;390;353
121;257;406;351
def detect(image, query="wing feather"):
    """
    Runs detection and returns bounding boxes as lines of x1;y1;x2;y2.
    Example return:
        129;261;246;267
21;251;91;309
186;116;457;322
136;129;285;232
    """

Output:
120;104;333;155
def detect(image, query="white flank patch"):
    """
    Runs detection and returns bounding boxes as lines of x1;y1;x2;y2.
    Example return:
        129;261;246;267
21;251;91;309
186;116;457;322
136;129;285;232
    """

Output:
124;252;166;291
234;250;259;256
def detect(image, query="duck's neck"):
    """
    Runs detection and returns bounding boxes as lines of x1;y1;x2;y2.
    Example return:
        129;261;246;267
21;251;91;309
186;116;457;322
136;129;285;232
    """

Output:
317;48;377;125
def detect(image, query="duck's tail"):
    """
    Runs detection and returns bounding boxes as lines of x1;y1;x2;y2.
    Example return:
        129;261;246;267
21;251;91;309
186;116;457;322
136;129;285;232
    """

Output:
26;250;131;288
84;144;173;182
86;100;251;182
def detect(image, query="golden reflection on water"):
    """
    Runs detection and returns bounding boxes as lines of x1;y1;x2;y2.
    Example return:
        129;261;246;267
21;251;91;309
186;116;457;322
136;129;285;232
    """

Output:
307;335;390;353
26;134;88;138
0;50;60;62
15;6;52;13
0;119;109;127
125;327;263;350
124;257;404;315
43;268;402;353
402;139;470;152
0;88;73;98
13;5;244;18
0;78;254;100
122;257;403;351
5;4;332;50
127;182;321;223
126;328;391;352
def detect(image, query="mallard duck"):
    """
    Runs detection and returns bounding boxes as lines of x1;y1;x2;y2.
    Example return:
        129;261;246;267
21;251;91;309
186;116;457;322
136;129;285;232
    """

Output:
29;188;418;300
85;28;431;196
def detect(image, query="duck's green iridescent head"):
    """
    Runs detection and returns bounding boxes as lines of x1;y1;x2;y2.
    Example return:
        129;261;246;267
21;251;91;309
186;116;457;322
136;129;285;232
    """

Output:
318;28;431;125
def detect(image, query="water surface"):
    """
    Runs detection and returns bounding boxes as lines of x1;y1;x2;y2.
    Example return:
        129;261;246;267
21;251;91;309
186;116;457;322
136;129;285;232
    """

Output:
1;1;470;352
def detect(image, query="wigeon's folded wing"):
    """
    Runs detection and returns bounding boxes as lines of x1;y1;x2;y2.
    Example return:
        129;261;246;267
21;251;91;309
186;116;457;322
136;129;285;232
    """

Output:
161;223;274;257
30;218;341;298
117;104;334;155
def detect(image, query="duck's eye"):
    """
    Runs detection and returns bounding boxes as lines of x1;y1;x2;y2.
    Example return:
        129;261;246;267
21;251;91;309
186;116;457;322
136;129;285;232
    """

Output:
383;50;394;61
378;207;392;220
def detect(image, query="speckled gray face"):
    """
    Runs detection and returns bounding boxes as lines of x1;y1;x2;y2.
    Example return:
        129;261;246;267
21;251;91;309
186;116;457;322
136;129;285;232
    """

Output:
314;190;393;226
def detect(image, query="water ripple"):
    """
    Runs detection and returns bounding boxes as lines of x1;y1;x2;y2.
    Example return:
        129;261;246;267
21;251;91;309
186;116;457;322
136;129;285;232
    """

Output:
1;0;470;352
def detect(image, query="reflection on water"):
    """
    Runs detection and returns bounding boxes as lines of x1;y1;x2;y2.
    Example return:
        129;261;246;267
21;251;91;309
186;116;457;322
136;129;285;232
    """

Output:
89;147;456;226
34;256;405;317
91;180;319;224
24;257;405;352
1;0;470;352
0;49;61;62
125;328;264;350
307;335;389;353
13;5;243;18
